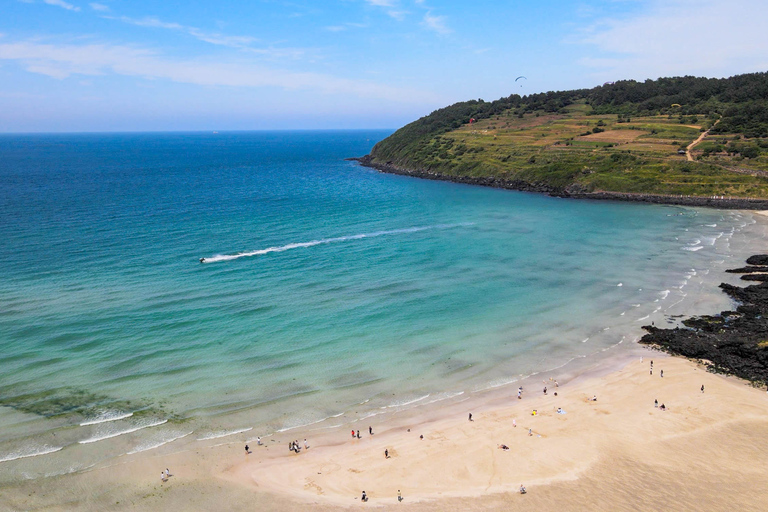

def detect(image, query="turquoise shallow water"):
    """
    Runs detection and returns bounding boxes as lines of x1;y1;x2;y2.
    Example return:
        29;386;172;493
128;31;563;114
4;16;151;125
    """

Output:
0;131;764;480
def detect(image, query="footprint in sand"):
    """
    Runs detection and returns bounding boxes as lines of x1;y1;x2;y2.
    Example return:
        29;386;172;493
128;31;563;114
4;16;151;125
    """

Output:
304;479;324;495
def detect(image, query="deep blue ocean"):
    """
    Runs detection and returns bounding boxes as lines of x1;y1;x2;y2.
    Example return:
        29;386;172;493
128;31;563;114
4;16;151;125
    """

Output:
0;130;763;480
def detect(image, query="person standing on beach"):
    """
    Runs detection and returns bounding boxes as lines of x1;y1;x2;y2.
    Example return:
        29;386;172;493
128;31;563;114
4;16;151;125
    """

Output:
161;471;167;483
356;430;361;439
385;448;389;458
468;413;473;421
543;386;547;395
245;444;250;454
257;436;262;446
660;370;664;378
398;489;403;502
304;438;309;449
351;430;355;438
369;426;373;435
701;385;705;393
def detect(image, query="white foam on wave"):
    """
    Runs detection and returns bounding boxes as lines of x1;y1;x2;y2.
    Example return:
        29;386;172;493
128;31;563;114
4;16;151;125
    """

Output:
201;223;475;263
637;315;650;321
380;394;430;409
197;427;252;441
617;283;623;287
688;239;701;246
706;224;717;227
276;416;333;433
682;246;703;251
423;391;465;406
80;412;134;427
127;431;192;455
581;337;590;343
0;445;63;463
79;419;168;444
659;290;670;300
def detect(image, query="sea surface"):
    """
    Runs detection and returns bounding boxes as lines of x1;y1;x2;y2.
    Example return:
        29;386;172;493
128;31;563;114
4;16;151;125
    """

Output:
0;130;765;482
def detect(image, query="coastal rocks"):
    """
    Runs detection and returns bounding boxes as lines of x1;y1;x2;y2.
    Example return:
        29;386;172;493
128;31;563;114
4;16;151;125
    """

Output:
352;156;768;210
640;256;768;384
746;255;768;266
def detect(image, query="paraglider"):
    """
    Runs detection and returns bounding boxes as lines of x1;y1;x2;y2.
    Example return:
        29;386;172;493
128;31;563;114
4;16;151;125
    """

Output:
671;103;682;108
515;76;526;87
603;81;614;86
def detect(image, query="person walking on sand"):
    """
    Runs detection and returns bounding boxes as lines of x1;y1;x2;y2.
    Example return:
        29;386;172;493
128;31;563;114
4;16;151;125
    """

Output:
257;436;262;446
398;489;403;502
701;385;705;393
161;471;167;483
543;386;547;395
361;490;368;502
385;448;389;458
351;429;355;438
245;444;250;454
356;430;361;439
654;399;658;408
304;438;309;449
660;370;664;378
165;468;171;479
369;426;373;435
468;413;473;421
513;418;517;428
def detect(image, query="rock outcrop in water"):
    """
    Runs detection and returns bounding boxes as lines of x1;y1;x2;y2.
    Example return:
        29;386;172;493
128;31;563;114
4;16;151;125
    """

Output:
640;256;768;384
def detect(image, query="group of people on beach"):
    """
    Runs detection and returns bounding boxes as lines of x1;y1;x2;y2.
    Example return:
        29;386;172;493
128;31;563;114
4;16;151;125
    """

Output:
351;426;374;439
288;439;309;453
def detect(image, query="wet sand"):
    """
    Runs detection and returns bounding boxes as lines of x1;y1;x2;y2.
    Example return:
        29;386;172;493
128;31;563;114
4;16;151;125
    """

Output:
5;353;768;511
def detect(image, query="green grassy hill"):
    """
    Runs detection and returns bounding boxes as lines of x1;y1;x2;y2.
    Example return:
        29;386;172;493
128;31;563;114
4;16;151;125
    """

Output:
363;73;768;202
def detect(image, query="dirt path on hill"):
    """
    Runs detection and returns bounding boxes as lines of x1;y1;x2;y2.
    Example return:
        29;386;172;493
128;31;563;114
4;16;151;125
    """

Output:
687;119;720;161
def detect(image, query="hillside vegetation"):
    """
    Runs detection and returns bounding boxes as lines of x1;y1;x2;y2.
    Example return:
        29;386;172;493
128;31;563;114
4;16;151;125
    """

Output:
364;73;768;200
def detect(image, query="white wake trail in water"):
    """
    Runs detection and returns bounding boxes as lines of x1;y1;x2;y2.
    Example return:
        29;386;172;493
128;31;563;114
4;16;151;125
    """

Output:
200;223;475;263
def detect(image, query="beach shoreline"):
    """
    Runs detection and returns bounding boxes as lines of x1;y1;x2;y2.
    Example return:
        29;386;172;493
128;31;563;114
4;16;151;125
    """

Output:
5;349;768;511
3;207;768;510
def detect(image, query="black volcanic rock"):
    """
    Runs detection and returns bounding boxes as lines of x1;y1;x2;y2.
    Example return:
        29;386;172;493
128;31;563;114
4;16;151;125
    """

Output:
746;255;768;266
725;266;768;274
640;256;768;384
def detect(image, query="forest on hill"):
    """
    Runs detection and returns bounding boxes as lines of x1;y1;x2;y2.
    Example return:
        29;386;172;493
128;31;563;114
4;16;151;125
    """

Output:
362;72;768;204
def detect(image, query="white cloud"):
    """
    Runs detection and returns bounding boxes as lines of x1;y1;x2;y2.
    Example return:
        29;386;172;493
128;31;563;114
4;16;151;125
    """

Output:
89;2;108;11
43;0;80;11
386;10;407;21
365;0;395;6
106;15;259;49
576;0;768;80
422;12;450;34
0;39;436;104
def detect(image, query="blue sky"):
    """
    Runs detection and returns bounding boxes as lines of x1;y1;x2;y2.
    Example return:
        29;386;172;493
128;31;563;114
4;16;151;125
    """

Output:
1;0;767;132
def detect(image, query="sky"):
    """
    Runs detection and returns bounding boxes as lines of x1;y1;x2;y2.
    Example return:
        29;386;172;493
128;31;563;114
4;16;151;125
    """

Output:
1;0;767;132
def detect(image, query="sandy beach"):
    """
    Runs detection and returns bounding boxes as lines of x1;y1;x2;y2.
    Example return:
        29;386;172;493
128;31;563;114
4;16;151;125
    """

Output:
4;352;768;511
